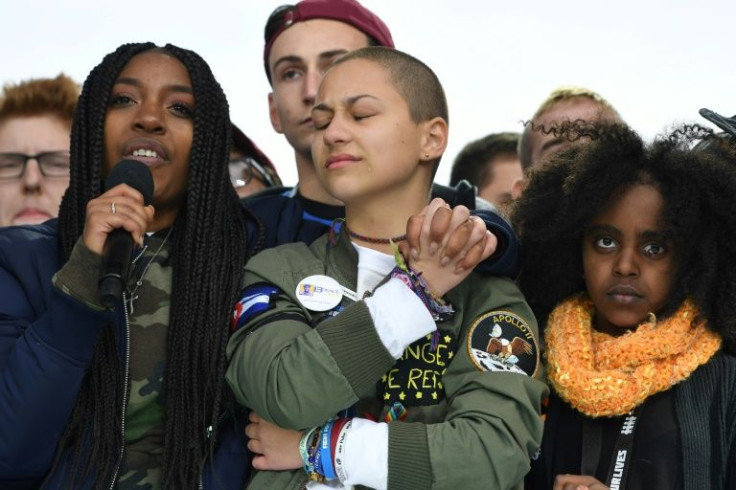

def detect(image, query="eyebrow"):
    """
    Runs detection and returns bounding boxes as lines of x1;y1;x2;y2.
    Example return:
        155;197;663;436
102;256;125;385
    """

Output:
272;49;349;74
319;49;350;61
271;55;303;73
540;136;565;153
640;230;669;241
114;77;193;94
585;224;618;236
312;94;379;113
586;224;668;241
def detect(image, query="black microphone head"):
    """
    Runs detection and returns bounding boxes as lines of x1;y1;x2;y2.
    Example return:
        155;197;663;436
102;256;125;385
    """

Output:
104;159;154;205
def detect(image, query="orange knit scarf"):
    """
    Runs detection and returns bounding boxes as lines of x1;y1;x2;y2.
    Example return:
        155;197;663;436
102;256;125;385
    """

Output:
545;295;721;417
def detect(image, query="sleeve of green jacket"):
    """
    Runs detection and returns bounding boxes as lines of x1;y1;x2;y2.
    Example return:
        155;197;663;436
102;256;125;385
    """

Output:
386;278;548;490
226;246;396;430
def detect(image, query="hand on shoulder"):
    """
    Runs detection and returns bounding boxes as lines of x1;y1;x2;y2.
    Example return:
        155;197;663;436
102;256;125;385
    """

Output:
400;198;496;297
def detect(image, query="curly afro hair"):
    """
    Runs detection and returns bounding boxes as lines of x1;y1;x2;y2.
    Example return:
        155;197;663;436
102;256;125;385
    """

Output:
512;122;736;349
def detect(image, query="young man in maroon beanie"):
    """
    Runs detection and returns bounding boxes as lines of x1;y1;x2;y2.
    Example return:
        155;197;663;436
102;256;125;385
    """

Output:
262;0;394;206
243;0;521;278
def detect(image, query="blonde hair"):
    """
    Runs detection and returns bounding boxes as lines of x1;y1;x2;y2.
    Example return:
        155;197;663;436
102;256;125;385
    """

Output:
519;85;621;168
531;85;618;120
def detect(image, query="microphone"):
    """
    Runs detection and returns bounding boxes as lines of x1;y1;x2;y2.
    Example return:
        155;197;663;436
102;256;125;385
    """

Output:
99;160;154;309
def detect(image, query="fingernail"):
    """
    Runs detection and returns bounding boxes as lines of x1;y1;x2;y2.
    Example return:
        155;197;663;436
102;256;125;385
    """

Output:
429;242;438;255
455;266;465;274
440;255;450;266
411;248;419;260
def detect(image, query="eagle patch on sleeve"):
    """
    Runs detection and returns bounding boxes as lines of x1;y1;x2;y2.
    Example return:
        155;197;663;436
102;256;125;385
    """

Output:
231;284;280;333
466;310;539;376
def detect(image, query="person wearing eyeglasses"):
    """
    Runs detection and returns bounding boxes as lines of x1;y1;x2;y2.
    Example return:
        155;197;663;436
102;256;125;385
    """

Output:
230;122;282;197
0;74;79;226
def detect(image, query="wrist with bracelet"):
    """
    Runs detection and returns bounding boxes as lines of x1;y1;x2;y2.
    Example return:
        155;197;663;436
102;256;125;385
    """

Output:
298;426;318;477
319;418;337;480
389;242;455;323
300;425;324;482
299;417;353;483
333;419;352;482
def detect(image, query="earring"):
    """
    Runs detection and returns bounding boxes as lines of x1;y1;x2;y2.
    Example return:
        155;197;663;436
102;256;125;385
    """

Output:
424;153;430;159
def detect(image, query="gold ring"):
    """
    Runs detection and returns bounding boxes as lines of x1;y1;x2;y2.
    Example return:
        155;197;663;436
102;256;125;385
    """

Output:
111;201;116;214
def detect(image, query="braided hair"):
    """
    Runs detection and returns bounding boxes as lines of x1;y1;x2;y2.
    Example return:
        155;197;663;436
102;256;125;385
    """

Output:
54;42;249;488
513;122;736;350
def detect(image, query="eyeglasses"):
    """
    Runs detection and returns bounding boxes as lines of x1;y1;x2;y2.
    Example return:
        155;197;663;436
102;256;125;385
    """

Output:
229;157;277;189
0;151;71;180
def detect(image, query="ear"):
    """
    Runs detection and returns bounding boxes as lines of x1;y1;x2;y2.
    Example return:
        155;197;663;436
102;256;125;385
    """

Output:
419;117;449;162
268;92;283;134
514;176;529;198
511;177;525;200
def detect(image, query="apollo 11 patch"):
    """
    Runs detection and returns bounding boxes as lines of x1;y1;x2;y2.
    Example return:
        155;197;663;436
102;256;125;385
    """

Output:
466;310;539;377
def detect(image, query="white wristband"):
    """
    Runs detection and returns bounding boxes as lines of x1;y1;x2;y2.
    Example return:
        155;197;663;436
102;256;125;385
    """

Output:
333;419;353;483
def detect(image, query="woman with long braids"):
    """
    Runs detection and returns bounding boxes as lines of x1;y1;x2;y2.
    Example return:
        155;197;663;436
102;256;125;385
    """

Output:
0;42;256;488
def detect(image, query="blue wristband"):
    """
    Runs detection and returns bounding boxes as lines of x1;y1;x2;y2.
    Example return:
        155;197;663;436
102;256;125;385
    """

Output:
320;419;336;480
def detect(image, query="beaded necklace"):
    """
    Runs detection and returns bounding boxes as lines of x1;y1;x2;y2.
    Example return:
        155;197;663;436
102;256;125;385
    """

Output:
342;221;406;244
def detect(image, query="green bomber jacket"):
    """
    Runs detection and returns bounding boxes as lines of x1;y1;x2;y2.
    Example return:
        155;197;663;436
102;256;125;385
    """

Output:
226;229;548;490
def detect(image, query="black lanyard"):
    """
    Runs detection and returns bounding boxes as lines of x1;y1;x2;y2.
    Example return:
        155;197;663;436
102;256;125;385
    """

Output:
580;405;642;490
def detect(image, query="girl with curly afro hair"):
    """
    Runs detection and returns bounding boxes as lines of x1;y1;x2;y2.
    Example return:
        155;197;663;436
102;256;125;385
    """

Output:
515;123;736;490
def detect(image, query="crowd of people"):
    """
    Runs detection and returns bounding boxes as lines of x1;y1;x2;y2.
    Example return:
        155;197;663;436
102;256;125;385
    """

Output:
0;0;734;489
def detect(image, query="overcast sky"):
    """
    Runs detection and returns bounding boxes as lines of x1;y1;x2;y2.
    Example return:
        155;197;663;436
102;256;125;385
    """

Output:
3;0;733;186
